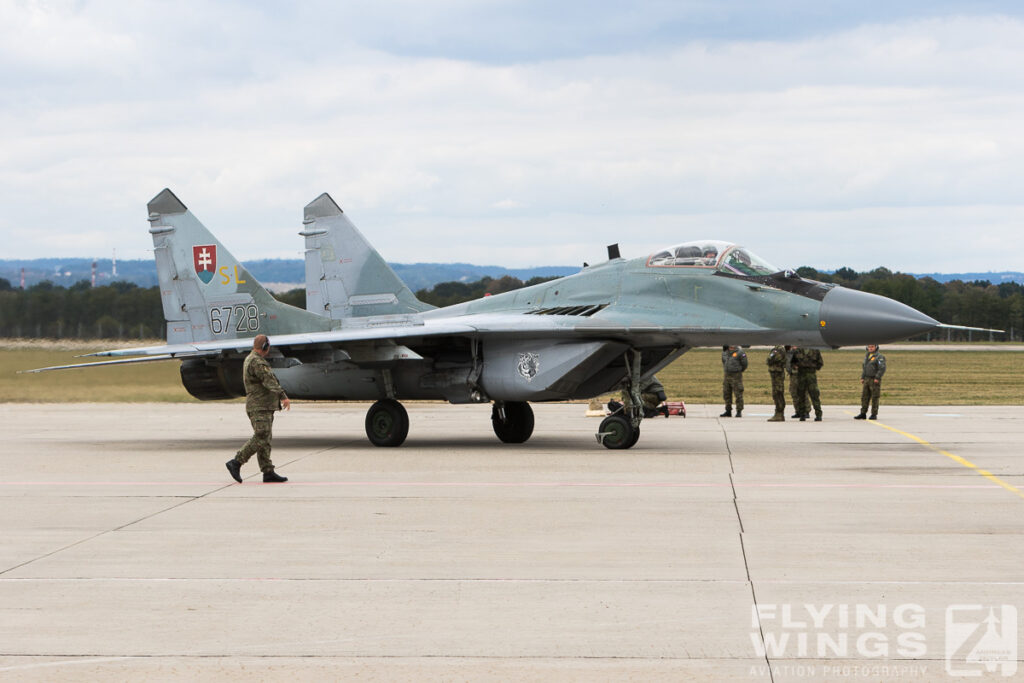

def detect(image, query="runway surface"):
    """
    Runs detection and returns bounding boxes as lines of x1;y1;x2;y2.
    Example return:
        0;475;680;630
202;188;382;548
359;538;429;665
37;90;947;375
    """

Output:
1;402;1022;681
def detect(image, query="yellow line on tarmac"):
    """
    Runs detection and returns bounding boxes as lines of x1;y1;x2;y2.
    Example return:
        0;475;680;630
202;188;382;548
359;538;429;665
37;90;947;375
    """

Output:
858;414;1024;501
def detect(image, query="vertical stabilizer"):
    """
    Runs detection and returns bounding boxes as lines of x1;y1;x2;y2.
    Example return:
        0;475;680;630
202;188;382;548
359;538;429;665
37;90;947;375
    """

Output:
147;189;331;344
301;193;434;319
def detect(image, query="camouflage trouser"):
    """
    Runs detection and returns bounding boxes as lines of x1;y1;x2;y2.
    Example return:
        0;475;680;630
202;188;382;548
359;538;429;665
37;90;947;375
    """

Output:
769;370;786;414
788;373;799;412
795;370;821;418
236;409;275;473
861;379;882;416
723;372;744;411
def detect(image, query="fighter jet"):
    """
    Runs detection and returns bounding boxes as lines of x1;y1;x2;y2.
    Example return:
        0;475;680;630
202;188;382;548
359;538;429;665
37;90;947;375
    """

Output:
25;189;988;449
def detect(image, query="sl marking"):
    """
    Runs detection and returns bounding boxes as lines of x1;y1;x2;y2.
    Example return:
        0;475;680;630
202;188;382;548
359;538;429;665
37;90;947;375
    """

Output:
218;265;247;285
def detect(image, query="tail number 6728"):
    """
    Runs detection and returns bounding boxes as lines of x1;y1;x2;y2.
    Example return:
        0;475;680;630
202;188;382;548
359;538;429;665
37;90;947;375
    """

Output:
210;304;260;334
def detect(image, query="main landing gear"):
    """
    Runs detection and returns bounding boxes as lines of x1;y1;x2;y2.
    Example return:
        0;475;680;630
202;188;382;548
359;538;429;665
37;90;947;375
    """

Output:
491;401;534;443
365;398;410;447
363;399;536;448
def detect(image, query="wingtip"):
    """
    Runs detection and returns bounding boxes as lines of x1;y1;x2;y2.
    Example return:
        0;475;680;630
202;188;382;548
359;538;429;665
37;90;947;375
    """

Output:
304;192;343;220
147;188;188;215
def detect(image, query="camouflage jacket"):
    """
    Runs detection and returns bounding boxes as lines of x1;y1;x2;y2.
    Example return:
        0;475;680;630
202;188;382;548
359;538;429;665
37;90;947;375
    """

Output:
766;345;787;372
722;348;748;373
793;348;823;372
862;350;887;380
243;351;287;411
620;377;668;410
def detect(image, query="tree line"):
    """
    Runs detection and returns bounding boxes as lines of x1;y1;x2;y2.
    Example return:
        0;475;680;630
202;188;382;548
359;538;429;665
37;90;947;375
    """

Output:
0;269;1020;341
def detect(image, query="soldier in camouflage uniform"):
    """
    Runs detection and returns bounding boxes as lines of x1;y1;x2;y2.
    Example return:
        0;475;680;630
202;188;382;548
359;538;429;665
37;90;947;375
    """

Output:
608;375;670;418
766;345;789;422
855;344;886;420
792;346;824;421
226;335;291;483
787;345;801;418
720;345;748;417
639;376;670;418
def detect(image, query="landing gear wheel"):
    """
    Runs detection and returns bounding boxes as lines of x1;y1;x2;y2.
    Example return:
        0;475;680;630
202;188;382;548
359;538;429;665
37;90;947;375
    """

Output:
491;401;535;443
365;399;409;447
598;415;639;449
624;423;641;449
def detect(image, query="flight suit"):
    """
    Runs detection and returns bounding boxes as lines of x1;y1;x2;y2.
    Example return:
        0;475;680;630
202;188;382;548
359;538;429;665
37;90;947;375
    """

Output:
858;349;887;419
234;350;288;473
793;347;823;421
721;347;748;416
766;345;787;421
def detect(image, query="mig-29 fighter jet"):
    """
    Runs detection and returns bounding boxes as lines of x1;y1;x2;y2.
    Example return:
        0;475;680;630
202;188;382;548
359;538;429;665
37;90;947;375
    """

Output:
26;189;980;449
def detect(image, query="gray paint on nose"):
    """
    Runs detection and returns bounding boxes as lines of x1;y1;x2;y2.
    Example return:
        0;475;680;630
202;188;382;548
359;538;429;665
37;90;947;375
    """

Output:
819;286;938;347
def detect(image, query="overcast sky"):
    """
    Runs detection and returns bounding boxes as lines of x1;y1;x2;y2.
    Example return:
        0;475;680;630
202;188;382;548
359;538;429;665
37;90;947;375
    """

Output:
2;1;1023;274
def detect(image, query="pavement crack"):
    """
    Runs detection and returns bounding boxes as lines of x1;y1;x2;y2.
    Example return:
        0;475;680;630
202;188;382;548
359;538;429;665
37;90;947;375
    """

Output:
719;421;774;683
0;484;235;578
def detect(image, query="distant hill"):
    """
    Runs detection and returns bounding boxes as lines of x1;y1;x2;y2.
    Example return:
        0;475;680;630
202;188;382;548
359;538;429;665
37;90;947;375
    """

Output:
905;271;1024;285
3;258;1020;290
0;258;580;291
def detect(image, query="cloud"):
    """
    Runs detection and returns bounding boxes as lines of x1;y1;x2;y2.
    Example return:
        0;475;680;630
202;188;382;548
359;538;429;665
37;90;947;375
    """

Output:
0;4;1023;273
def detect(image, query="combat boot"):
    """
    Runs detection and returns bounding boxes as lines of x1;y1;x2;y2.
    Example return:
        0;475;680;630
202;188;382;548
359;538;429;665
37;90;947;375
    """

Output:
767;413;784;422
735;409;742;418
814;414;822;422
791;412;800;418
799;415;807;422
225;459;242;483
720;409;732;417
263;470;288;483
869;414;878;420
854;413;867;420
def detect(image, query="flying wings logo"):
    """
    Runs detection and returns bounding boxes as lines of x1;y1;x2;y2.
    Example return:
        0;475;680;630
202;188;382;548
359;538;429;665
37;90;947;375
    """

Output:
193;245;217;284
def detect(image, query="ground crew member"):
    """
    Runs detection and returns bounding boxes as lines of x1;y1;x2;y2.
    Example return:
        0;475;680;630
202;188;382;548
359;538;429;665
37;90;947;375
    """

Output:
766;345;788;421
608;376;670;418
787;345;801;418
640;376;670;418
792;346;824;421
720;345;748;417
855;344;886;420
226;334;290;483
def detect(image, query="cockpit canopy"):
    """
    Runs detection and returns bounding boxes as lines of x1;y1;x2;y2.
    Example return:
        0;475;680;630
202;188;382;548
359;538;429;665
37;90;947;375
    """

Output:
648;241;781;277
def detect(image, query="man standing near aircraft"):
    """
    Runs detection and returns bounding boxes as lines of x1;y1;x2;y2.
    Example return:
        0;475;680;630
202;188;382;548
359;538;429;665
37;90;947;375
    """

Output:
720;345;748;417
788;345;801;418
226;335;290;483
792;346;824;422
766;344;788;422
855;344;886;420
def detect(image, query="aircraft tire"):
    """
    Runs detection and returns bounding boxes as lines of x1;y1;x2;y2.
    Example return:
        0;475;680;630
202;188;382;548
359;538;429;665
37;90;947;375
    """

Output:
598;415;638;449
625;423;641;448
491;401;535;443
365;399;409;447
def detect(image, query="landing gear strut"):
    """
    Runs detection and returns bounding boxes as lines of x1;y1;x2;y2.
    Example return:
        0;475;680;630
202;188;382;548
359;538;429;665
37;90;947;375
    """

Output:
596;348;644;450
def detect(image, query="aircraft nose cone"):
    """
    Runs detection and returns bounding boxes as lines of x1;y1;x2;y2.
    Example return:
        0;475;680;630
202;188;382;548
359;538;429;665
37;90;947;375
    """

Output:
819;286;938;347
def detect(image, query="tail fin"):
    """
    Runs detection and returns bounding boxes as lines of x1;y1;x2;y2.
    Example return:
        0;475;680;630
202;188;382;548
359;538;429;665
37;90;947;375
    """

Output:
147;189;331;344
301;193;434;319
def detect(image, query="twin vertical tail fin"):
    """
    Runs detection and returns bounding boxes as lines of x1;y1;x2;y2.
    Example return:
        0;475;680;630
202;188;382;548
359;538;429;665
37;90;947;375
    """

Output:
301;193;434;319
147;189;330;344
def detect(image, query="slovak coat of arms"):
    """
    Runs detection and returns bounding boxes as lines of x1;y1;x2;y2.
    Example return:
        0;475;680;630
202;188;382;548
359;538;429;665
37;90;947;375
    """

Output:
193;244;217;284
